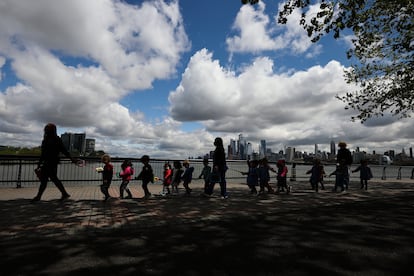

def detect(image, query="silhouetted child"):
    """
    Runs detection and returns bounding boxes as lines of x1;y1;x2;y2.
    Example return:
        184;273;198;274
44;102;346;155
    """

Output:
319;164;326;189
352;159;373;190
171;160;183;194
99;154;113;201
306;158;325;192
181;160;194;195
276;159;290;194
257;158;275;194
199;158;212;194
242;159;259;195
329;159;347;192
119;159;134;199
162;162;172;195
135;155;154;198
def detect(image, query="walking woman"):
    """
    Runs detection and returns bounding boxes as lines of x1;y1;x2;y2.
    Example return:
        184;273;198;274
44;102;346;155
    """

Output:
205;137;228;198
32;123;76;202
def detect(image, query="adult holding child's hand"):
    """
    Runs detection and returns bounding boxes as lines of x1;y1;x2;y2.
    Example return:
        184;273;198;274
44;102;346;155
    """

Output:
31;123;74;202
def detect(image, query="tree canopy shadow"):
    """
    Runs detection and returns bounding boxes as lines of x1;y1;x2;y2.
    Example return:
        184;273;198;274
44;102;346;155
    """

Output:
1;184;414;275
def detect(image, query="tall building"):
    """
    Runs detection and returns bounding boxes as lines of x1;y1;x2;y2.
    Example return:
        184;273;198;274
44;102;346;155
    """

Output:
286;147;294;162
330;140;336;155
314;143;318;155
61;132;86;154
229;139;236;156
85;139;95;154
260;140;266;158
238;134;246;159
61;133;73;152
246;142;253;159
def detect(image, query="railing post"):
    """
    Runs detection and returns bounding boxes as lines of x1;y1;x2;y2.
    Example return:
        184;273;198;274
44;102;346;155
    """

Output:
381;166;387;180
397;167;402;180
290;163;296;181
16;159;22;188
411;168;414;179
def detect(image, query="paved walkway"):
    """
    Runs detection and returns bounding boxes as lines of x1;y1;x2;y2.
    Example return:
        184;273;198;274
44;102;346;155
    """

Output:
1;180;414;275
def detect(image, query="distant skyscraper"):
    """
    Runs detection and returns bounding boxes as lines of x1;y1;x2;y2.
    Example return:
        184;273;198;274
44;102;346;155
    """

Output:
73;133;86;154
61;133;71;151
85;139;95;154
247;142;253;159
314;143;318;155
286;147;294;162
330;140;336;155
260;140;266;157
229;139;236;158
238;134;246;159
61;132;86;154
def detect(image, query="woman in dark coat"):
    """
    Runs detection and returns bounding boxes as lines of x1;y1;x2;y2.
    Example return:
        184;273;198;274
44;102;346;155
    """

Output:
32;123;75;202
206;137;228;198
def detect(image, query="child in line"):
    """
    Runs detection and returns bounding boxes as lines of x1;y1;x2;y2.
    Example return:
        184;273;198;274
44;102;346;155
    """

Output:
119;159;134;199
135;155;154;198
199;158;212;194
161;162;173;196
181;160;194;195
352;159;373;190
306;158;325;192
257;158;275;194
242;159;259;195
329;159;347;192
99;154;113;201
171;161;183;194
276;159;290;194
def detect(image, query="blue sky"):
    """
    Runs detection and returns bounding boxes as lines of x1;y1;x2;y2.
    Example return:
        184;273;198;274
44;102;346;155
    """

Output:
0;0;412;158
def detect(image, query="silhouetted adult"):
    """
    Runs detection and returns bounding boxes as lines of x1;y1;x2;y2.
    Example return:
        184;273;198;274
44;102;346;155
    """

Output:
206;137;228;198
32;123;75;202
336;141;353;189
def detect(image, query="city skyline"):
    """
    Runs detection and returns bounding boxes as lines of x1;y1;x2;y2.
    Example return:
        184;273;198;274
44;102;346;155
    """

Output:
223;134;413;161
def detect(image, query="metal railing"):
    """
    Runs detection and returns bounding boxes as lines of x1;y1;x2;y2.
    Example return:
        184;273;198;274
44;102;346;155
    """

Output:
0;156;252;188
1;155;414;188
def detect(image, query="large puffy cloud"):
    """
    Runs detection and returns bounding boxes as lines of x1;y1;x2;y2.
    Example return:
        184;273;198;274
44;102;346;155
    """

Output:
0;0;189;90
170;48;351;129
0;0;195;156
226;1;320;56
169;49;413;153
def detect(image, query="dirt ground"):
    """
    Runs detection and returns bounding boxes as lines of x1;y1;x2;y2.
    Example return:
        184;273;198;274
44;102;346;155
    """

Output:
1;181;414;275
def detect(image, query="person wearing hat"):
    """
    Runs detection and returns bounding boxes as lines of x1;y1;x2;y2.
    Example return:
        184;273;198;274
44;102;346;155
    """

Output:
336;142;353;190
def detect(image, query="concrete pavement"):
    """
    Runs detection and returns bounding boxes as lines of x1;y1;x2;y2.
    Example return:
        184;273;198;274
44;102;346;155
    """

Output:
1;180;414;275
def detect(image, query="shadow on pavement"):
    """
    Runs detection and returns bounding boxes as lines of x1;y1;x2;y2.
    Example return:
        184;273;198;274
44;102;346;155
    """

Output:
1;185;414;275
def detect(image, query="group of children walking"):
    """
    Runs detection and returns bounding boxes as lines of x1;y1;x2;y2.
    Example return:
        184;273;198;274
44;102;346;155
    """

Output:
98;154;374;201
161;160;194;196
97;137;230;201
99;154;154;201
306;158;373;192
241;158;291;195
98;154;197;201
